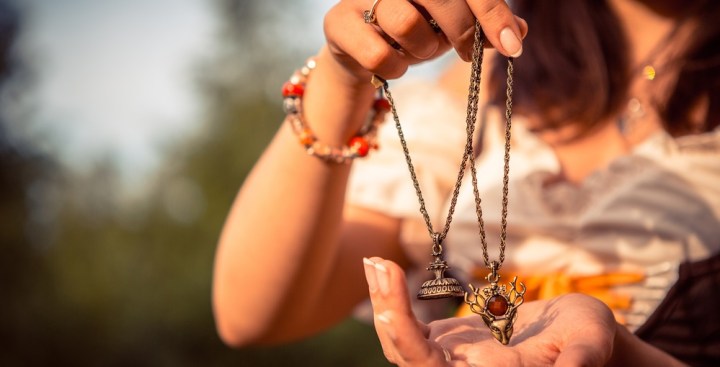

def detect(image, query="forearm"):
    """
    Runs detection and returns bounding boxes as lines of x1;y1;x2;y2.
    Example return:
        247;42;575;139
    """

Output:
212;46;376;346
607;323;687;367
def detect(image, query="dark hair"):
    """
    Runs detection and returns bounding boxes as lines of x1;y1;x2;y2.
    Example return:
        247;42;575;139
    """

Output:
664;3;720;135
490;0;720;137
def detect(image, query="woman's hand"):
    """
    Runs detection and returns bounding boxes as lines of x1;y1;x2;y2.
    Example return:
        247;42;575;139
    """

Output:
363;257;618;367
323;0;528;83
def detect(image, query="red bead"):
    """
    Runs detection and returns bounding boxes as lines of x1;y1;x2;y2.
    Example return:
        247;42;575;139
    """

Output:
486;295;509;316
282;81;304;97
348;136;370;157
373;97;391;111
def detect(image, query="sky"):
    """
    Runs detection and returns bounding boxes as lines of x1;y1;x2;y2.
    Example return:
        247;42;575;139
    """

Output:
18;0;218;183
12;0;441;187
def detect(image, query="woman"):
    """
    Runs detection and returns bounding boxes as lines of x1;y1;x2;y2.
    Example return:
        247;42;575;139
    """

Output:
213;0;720;365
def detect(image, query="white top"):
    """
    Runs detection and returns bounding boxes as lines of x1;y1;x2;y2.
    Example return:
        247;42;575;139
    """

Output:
347;80;720;329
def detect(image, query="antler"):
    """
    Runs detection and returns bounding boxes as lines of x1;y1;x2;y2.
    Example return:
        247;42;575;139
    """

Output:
464;283;488;316
507;276;526;311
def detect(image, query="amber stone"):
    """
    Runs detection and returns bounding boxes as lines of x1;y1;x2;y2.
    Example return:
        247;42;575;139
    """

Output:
486;295;509;316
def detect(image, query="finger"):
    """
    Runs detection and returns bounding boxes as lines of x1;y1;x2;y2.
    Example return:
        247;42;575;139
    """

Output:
465;0;525;57
372;0;442;59
367;257;451;366
325;2;412;79
364;258;400;364
412;0;477;61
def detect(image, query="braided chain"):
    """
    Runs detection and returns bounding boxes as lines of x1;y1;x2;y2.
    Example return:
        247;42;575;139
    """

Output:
381;20;513;269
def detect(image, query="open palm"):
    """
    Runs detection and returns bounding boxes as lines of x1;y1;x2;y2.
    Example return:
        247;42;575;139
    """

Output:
426;293;616;366
363;257;617;367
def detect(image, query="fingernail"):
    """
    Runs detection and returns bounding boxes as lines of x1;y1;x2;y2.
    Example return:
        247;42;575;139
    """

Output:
374;261;390;295
363;258;379;293
500;27;523;58
376;311;396;340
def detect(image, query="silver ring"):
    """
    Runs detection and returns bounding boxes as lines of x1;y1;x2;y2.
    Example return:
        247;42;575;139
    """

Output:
363;0;383;24
428;19;442;33
442;347;452;362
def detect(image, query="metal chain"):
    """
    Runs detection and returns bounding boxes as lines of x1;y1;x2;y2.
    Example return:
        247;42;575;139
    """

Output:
380;20;483;245
467;58;513;270
381;20;513;269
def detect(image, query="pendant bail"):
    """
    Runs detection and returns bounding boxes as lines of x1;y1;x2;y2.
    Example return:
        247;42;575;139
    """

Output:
487;260;500;284
431;232;443;256
417;232;465;300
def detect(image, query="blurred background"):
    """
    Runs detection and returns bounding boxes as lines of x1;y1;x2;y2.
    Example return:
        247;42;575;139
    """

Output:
0;0;397;365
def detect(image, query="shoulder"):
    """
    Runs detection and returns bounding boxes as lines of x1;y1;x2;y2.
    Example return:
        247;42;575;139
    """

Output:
674;128;720;153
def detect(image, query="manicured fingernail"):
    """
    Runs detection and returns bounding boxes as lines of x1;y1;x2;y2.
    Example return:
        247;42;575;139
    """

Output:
500;27;523;58
376;311;396;340
374;262;390;295
363;258;379;293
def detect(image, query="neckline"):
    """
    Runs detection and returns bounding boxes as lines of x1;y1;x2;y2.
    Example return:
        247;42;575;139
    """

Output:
494;110;674;188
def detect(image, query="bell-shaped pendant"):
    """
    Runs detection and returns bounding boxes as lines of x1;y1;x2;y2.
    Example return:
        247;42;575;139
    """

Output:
417;256;465;299
417;233;465;300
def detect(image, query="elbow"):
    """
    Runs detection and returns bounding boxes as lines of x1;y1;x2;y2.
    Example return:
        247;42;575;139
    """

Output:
214;295;320;348
212;284;269;348
212;246;297;347
213;246;273;347
215;309;303;348
215;318;243;348
213;293;276;346
215;315;255;349
213;285;288;347
214;306;273;348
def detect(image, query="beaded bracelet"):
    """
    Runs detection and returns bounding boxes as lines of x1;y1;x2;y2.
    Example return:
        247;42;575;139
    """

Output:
282;58;390;164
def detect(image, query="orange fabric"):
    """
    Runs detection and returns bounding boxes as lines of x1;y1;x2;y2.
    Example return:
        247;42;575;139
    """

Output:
456;270;645;324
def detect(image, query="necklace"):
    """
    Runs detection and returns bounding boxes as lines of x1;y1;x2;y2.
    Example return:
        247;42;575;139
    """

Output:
373;21;525;345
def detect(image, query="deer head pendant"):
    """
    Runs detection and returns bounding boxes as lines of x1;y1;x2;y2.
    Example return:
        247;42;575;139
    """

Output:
464;275;526;345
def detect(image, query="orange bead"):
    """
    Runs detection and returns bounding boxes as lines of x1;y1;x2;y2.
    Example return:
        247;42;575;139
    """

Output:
299;130;315;146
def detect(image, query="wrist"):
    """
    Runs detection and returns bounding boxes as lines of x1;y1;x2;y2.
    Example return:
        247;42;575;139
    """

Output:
301;46;377;144
607;322;687;367
319;44;375;91
283;53;390;163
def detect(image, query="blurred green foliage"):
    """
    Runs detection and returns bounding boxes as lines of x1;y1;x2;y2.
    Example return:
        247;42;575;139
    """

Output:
0;0;391;365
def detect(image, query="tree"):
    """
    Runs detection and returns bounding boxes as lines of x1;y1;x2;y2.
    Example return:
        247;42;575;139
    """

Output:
1;0;389;365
